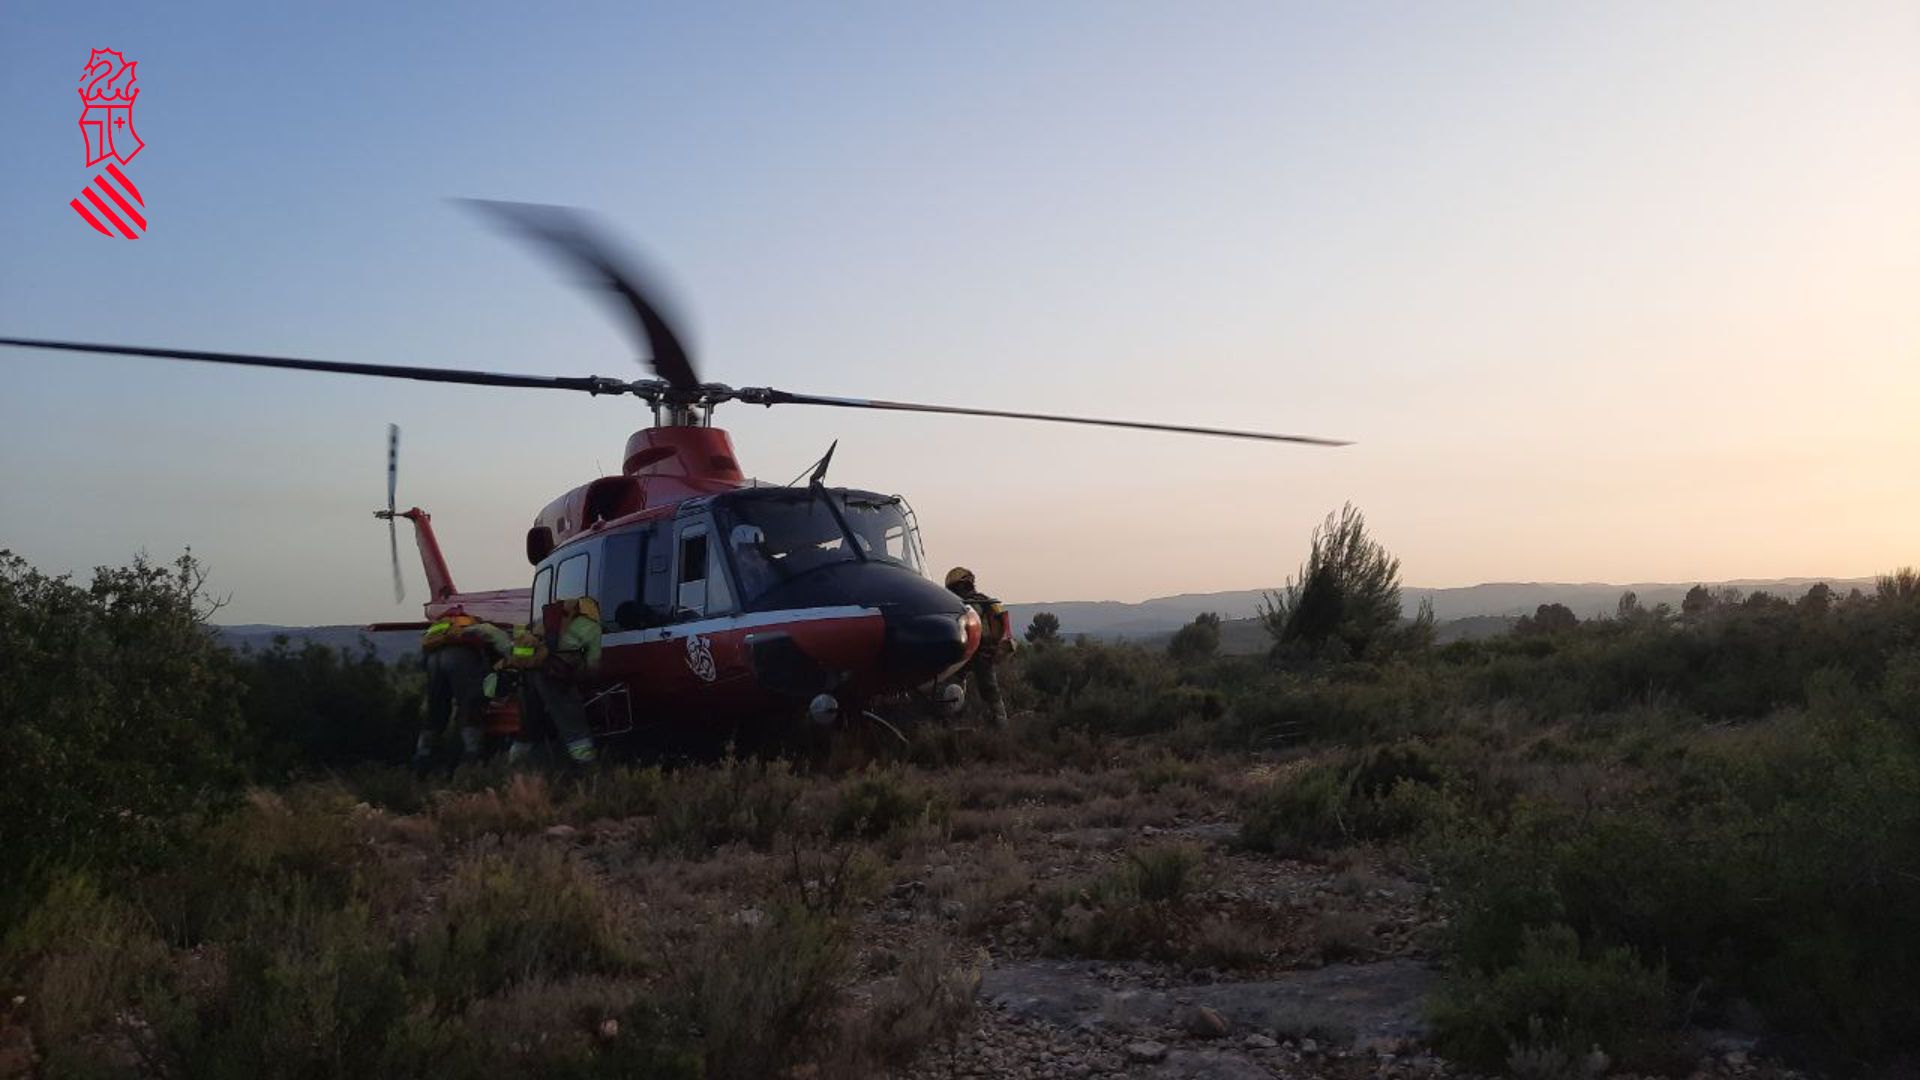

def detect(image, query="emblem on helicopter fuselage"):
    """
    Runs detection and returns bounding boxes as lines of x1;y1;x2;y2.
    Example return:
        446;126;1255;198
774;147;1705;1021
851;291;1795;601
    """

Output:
685;633;717;682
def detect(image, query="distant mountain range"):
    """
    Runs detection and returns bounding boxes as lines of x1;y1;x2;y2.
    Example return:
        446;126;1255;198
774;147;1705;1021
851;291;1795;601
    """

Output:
215;624;420;664
214;576;1876;661
1006;577;1877;641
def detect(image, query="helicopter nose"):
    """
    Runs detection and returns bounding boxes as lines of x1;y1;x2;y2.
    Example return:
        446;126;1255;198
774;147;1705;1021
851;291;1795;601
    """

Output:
883;610;972;679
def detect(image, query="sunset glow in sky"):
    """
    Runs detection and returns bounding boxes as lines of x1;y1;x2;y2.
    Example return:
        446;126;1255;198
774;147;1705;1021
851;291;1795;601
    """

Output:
2;2;1916;624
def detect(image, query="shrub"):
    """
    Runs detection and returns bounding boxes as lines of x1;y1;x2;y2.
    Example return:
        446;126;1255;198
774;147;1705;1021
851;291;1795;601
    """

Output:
1260;503;1407;660
1312;910;1374;962
414;841;631;1007
143;784;374;943
1124;844;1201;905
830;765;946;839
1429;924;1669;1072
432;773;558;839
1033;845;1207;962
563;764;667;824
146;878;412;1079
235;636;421;779
671;904;848;1080
1239;744;1453;857
848;940;981;1065
648;757;803;855
1;874;168;1067
0;551;246;920
1167;612;1222;665
1240;763;1349;855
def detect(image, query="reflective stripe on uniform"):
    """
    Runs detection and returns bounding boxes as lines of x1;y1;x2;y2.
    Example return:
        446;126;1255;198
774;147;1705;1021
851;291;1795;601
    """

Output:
565;738;597;763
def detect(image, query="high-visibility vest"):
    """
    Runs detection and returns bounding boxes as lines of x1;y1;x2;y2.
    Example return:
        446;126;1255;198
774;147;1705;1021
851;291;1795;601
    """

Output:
502;626;548;670
422;613;479;651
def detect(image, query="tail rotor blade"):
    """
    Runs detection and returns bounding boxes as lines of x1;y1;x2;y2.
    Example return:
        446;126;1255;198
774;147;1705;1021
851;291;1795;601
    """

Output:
386;424;399;513
389;517;404;604
387;424;403;603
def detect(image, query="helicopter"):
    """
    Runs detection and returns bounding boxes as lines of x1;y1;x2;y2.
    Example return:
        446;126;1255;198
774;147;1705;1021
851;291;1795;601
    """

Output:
0;201;1348;745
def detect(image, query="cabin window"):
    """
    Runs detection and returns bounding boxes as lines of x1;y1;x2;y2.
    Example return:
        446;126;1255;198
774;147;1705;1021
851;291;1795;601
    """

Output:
528;566;553;624
673;521;736;619
675;530;709;615
555;552;590;601
643;525;672;618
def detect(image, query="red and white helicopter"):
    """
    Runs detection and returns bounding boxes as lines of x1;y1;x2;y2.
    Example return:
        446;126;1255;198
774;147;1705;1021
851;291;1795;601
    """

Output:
0;202;1346;744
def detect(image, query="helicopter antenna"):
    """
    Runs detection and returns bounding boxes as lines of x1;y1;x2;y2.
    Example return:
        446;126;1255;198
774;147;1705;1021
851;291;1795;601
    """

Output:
785;440;837;488
807;440;838;488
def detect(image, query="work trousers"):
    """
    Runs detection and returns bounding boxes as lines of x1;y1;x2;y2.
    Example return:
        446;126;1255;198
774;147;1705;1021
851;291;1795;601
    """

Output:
964;654;1008;726
422;646;490;759
514;669;597;765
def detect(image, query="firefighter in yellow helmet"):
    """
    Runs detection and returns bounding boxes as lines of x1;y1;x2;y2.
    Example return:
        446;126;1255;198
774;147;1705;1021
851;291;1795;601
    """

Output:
417;605;512;773
505;595;604;769
945;566;1014;726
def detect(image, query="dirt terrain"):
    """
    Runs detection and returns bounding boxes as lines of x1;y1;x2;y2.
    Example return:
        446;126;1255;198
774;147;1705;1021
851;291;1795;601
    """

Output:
354;736;1794;1079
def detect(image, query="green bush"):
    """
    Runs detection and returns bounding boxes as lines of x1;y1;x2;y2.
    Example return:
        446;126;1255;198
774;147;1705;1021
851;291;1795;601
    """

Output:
1430;924;1669;1072
830;765;946;839
235;636;421;779
672;903;848;1080
1240;764;1350;855
0;551;247;920
414;841;632;1008
1240;742;1454;856
648;756;803;855
0;874;168;1068
149;882;412;1079
563;764;667;823
1033;845;1208;962
1428;704;1920;1068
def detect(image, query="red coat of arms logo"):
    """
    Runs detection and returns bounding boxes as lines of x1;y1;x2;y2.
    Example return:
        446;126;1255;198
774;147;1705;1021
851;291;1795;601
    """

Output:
71;49;147;239
78;48;143;167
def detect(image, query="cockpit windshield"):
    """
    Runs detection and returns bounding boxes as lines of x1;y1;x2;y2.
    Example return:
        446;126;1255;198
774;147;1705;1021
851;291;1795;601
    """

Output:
720;489;924;604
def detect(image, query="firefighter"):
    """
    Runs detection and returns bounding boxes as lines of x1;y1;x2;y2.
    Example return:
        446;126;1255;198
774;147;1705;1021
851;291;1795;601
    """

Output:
505;595;604;769
944;566;1015;726
416;605;511;773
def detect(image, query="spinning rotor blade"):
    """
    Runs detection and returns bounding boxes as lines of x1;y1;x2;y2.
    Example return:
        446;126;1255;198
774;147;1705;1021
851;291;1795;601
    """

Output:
740;388;1349;446
387;424;403;604
0;338;636;395
462;200;700;393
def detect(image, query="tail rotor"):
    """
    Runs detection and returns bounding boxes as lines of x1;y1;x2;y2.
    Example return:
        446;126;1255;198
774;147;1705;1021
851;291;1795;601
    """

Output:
383;424;404;603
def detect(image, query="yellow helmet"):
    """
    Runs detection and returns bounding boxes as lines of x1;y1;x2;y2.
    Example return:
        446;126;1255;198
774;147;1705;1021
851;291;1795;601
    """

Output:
944;566;975;590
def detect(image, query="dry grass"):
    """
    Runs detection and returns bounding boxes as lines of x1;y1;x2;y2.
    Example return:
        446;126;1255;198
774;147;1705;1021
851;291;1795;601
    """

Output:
837;940;982;1068
432;773;558;839
1311;909;1376;962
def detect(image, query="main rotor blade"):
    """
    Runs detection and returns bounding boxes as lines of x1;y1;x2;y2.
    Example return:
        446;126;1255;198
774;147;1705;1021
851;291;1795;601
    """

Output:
742;388;1350;446
462;200;700;393
0;338;635;395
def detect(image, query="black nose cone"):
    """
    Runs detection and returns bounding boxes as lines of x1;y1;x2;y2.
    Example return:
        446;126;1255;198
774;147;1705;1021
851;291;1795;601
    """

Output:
884;611;969;677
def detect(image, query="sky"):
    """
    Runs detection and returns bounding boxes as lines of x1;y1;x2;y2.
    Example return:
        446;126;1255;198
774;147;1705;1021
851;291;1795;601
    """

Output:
1;2;1916;625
